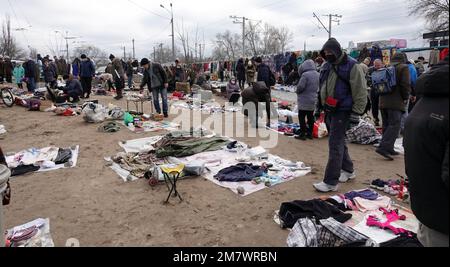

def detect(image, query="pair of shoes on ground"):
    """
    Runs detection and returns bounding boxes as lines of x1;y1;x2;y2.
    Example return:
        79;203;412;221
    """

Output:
370;179;402;196
313;171;356;193
376;149;400;161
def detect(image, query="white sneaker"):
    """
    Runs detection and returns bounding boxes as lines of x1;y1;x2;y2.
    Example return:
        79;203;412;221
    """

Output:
339;171;356;183
313;182;339;193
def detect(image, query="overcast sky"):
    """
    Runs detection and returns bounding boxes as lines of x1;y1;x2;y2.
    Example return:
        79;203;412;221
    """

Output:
1;0;427;59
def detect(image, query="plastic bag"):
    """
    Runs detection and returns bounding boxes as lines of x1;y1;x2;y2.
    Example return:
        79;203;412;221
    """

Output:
82;103;107;123
123;112;134;125
313;113;328;139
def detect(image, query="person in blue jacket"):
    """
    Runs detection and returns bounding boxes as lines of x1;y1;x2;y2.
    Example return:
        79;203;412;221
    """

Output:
79;54;96;99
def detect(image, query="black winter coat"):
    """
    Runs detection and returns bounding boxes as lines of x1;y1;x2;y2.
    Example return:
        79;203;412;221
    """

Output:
404;57;449;235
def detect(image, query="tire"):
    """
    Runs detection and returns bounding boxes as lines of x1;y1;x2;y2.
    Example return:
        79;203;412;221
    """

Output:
1;89;14;107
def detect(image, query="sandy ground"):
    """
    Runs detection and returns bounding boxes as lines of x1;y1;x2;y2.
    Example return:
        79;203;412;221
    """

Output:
0;91;407;247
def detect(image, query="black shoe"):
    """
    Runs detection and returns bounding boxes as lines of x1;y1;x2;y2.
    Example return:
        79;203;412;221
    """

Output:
389;151;400;156
114;96;123;100
164;113;169;118
306;134;313;140
295;135;307;141
376;149;394;161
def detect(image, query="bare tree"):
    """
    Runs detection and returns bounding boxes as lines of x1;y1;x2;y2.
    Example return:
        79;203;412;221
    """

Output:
246;21;262;56
72;44;109;66
409;0;449;31
277;26;294;54
0;15;25;59
29;46;38;60
214;30;240;60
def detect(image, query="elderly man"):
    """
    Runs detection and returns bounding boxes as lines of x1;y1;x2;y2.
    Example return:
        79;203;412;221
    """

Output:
140;58;169;117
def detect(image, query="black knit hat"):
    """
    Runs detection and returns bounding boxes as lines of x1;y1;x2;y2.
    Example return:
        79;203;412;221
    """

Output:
255;57;262;63
109;54;115;60
80;54;87;59
140;58;150;66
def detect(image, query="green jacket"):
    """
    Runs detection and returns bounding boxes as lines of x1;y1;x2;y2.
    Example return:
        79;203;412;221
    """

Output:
320;54;368;115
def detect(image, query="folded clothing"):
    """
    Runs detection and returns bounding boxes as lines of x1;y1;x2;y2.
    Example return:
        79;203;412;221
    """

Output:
279;199;353;229
11;165;41;177
214;163;266;182
344;189;380;201
354;196;392;213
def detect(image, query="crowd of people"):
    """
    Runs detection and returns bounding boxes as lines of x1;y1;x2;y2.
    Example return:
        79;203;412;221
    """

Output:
0;37;448;247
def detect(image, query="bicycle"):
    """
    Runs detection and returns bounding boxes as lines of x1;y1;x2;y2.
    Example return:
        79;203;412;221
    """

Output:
0;84;15;108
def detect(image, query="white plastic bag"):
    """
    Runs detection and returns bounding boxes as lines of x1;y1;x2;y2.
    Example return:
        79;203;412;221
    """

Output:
82;103;107;123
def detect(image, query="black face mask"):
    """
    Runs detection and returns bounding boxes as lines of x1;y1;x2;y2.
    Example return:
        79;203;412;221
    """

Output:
326;55;337;63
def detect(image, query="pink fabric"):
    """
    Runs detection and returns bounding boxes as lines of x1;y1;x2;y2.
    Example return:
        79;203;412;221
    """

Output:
366;208;413;237
353;196;392;212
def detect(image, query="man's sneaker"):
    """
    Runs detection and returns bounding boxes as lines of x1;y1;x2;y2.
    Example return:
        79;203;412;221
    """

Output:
313;182;338;193
376;149;394;161
339;171;356;183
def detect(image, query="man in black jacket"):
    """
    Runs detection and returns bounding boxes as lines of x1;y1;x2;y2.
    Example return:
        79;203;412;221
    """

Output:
404;56;449;247
140;58;169;117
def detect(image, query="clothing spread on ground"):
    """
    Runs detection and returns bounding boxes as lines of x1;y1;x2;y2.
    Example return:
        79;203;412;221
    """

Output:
5;146;79;177
107;131;311;196
5;218;54;247
276;188;420;247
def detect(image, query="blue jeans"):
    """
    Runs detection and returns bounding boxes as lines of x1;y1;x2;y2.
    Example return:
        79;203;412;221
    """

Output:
128;74;133;89
324;111;354;186
27;77;36;92
152;87;168;114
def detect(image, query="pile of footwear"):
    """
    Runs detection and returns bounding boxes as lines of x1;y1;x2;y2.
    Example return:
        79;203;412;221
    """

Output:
370;178;410;201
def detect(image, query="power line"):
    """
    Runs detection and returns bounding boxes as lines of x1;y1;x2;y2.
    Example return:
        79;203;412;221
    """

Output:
125;0;169;20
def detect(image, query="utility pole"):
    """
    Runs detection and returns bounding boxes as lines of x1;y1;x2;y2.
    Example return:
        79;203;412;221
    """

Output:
121;46;126;60
58;31;78;62
161;3;175;61
313;12;342;39
132;39;135;59
230;16;249;58
160;43;163;63
153;46;156;62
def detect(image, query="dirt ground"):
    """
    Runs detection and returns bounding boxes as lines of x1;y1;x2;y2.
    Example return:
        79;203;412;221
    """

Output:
0;92;407;247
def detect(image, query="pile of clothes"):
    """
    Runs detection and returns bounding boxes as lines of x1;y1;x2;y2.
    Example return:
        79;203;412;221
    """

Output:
278;188;421;247
5;146;78;177
346;119;382;145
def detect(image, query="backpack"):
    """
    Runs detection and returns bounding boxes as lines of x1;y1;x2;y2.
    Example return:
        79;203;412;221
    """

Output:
371;67;397;95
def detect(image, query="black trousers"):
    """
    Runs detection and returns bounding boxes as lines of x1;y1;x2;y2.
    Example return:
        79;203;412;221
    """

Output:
298;110;314;136
370;89;380;122
80;77;93;97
